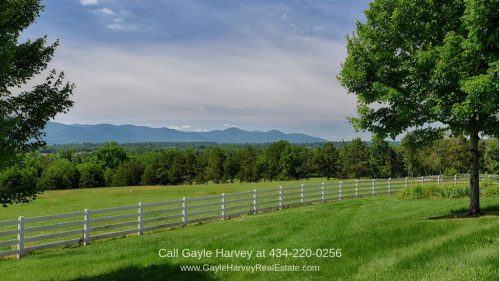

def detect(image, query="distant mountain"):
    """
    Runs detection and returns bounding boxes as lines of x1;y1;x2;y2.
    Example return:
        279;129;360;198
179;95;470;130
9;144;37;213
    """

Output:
43;122;326;144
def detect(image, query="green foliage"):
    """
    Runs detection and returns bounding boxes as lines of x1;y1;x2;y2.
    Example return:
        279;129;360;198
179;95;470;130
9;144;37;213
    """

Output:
237;145;257;182
77;162;105;188
400;181;498;199
111;159;144;187
443;167;458;177
265;140;290;180
315;142;339;179
401;134;478;176
339;138;369;178
339;0;499;214
483;139;499;174
368;136;392;178
223;151;240;183
0;166;39;207
206;147;226;184
339;0;498;139
39;159;79;190
1;138;497;191
0;0;74;205
94;142;128;170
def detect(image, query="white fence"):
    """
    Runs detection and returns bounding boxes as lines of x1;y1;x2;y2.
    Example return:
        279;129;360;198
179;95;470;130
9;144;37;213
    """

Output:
0;175;482;258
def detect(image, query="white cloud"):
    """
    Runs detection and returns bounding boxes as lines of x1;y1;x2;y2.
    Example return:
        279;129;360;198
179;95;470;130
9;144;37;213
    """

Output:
224;123;237;128
49;40;356;138
91;8;137;31
106;23;137;31
79;0;99;6
96;7;116;16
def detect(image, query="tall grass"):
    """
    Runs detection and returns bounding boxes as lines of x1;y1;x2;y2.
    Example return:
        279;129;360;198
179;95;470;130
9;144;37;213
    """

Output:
399;179;499;199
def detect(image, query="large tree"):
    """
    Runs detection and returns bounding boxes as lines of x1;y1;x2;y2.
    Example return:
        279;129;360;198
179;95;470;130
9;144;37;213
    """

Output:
339;0;498;215
0;1;74;205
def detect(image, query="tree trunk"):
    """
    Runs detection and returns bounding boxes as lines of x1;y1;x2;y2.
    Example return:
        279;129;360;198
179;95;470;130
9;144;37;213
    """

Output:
469;131;480;216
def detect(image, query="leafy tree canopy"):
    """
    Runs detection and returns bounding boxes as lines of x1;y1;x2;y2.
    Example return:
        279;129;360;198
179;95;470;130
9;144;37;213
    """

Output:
339;0;498;215
0;0;74;206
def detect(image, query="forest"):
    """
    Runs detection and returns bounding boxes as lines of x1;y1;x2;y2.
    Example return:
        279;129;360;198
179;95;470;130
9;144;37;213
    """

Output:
1;135;497;191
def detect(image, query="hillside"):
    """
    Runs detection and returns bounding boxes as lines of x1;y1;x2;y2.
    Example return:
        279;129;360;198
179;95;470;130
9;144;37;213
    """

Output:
44;122;326;144
0;195;497;281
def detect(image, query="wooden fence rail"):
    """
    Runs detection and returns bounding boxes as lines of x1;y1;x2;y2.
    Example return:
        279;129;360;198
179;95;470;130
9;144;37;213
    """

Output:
0;174;490;259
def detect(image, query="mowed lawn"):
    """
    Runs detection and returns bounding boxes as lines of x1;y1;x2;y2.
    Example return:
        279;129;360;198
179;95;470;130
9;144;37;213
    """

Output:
0;195;497;281
0;179;330;220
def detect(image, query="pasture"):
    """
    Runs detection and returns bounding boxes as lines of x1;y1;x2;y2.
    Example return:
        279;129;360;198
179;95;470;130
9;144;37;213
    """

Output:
0;195;497;281
0;176;497;281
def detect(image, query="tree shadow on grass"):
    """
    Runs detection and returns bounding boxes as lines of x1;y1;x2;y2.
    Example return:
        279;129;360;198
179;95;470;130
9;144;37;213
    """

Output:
68;263;218;281
426;205;499;220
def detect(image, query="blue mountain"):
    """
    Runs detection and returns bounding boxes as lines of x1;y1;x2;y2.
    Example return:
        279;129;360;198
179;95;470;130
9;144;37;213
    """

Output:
43;122;326;144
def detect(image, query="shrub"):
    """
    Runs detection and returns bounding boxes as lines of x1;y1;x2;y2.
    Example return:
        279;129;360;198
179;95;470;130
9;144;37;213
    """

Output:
399;181;499;199
443;167;457;177
78;162;105;188
39;159;80;190
0;167;40;206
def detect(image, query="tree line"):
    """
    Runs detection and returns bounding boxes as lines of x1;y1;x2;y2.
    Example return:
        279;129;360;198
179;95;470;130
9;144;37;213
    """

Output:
1;136;497;193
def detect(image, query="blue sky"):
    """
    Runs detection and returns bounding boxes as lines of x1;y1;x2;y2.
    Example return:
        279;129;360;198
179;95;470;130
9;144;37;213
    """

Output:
24;0;372;140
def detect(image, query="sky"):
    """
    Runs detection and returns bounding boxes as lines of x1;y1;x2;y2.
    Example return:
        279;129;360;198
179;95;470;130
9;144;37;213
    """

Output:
23;0;373;140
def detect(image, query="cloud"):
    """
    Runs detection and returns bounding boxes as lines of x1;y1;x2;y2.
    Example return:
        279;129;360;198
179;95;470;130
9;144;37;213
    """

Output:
31;0;374;139
79;0;98;6
224;123;237;128
89;7;137;31
48;39;358;139
96;7;116;16
106;23;138;31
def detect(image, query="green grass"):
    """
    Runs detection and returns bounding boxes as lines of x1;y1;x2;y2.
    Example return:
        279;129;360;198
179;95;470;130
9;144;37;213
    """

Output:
399;180;499;199
0;196;497;281
0;178;329;220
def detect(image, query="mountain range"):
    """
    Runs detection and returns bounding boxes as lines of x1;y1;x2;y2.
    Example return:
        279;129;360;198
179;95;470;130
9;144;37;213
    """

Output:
43;122;326;144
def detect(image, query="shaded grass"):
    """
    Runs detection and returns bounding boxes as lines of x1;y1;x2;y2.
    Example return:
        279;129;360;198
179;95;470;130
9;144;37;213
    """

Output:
0;196;497;281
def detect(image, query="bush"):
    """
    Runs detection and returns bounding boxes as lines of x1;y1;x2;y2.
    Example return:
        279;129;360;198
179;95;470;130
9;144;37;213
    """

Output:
443;167;457;177
399;181;499;199
39;159;80;190
481;179;500;197
78;162;105;188
0;167;40;206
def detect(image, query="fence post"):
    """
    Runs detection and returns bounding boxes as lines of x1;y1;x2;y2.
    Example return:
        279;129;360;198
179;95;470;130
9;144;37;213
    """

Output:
372;179;375;195
421;176;424;186
388;178;392;195
437;175;441;186
182;197;187;226
252;189;257;214
137;202;143;236
16;216;24;259
278;186;283;210
339;181;343;200
83;209;90;246
454;174;457;186
321;182;325;203
300;184;304;205
404;177;408;188
355;179;359;198
221;193;226;220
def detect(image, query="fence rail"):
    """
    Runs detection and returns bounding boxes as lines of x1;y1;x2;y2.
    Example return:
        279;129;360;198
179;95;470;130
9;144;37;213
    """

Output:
0;174;492;259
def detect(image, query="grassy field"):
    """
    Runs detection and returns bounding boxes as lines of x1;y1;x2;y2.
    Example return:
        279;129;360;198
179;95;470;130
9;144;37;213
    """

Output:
0;194;497;281
0;178;339;220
